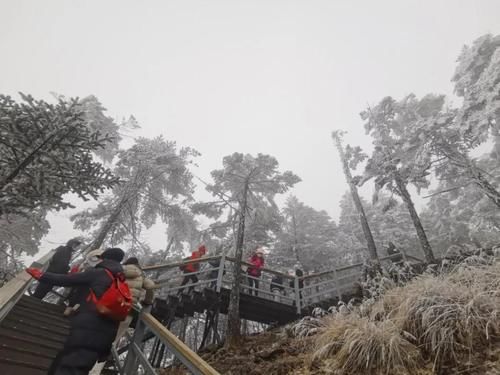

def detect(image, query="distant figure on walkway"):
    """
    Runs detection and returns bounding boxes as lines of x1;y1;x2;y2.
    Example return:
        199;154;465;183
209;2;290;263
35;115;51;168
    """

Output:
89;256;155;375
270;273;285;302
208;256;224;289
33;238;82;300
247;248;265;296
386;241;403;263
178;245;207;294
26;247;126;375
289;265;304;302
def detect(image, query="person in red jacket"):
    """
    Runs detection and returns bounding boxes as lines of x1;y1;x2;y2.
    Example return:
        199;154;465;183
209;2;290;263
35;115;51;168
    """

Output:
247;248;265;296
178;245;207;294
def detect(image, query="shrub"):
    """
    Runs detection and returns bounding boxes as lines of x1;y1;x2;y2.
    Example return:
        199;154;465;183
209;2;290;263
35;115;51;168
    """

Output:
313;316;420;374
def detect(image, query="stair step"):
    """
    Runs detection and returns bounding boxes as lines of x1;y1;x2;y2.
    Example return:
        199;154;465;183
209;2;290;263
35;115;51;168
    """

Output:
1;317;68;342
0;344;54;364
9;306;70;330
0;348;51;371
11;304;70;326
0;326;66;346
0;361;47;375
0;332;60;356
4;315;70;335
18;295;66;313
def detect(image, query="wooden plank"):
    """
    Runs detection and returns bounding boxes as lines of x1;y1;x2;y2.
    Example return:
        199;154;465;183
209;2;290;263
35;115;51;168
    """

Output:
143;256;222;272
0;250;55;321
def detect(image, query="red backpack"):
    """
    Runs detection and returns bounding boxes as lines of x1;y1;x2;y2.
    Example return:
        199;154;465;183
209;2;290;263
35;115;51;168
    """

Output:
87;269;132;321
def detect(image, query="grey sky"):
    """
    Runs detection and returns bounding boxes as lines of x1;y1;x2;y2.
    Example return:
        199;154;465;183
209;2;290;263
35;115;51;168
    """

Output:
1;0;500;255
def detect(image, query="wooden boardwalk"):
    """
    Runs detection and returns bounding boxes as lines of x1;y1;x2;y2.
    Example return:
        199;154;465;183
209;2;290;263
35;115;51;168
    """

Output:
144;252;421;325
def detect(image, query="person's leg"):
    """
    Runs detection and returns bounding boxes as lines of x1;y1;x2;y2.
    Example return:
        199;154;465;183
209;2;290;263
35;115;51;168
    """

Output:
50;348;99;375
188;275;198;293
115;315;133;345
89;315;132;375
247;275;253;295
178;274;190;294
254;279;259;296
33;282;54;300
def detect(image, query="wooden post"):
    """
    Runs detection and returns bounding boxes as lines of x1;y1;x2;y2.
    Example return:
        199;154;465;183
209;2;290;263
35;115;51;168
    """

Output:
332;268;342;301
216;254;225;293
293;276;301;314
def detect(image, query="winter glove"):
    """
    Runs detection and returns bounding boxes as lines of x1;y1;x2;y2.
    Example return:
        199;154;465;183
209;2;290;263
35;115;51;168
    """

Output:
70;265;80;274
26;267;43;280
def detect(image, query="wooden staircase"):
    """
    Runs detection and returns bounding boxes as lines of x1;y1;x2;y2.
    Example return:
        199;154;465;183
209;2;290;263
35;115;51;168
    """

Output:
0;295;69;375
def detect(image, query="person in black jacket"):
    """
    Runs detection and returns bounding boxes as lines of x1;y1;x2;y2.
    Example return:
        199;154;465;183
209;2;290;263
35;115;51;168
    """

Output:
27;247;125;375
33;238;82;300
289;266;304;302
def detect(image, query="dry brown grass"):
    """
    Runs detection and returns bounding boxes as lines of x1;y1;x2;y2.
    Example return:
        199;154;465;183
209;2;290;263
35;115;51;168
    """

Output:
310;261;500;374
313;315;420;374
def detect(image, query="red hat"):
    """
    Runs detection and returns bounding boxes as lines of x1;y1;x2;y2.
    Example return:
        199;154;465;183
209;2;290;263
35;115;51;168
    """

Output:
198;245;207;254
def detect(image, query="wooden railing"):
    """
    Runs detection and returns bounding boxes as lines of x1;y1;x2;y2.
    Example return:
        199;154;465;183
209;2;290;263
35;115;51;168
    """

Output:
0;249;55;322
144;251;415;314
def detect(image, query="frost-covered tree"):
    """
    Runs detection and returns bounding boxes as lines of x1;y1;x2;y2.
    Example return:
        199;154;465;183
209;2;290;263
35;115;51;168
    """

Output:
388;35;500;209
206;153;300;347
71;136;199;254
272;196;336;272
453;34;500;147
0;94;119;216
361;95;437;262
51;93;126;162
332;130;379;262
0;210;49;282
422;154;500;254
336;191;419;264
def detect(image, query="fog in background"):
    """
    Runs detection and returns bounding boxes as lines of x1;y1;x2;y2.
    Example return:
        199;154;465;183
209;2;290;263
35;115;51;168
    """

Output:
1;0;499;258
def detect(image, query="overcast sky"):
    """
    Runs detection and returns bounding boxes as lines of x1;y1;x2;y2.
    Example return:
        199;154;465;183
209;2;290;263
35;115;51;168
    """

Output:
1;0;500;256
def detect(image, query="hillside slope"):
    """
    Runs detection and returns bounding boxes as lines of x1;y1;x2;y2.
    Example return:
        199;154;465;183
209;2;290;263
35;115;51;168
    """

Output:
163;258;500;374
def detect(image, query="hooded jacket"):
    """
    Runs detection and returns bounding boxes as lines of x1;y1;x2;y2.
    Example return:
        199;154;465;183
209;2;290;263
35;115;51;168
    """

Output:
184;248;206;273
46;245;74;274
247;254;264;277
38;259;123;357
123;264;155;305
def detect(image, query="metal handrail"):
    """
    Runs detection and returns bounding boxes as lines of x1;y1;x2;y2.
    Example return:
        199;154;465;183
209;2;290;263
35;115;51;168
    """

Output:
123;310;220;375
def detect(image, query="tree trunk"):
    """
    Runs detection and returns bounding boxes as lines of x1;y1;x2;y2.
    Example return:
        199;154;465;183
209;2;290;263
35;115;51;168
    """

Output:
90;201;125;250
394;173;436;263
226;179;249;348
469;166;500;208
291;213;300;263
333;134;379;262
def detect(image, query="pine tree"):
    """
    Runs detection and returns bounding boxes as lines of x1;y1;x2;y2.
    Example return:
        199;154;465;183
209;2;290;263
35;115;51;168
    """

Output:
71;136;199;254
206;153;300;347
0;94;119;216
272;195;337;272
360;96;437;262
332;130;379;262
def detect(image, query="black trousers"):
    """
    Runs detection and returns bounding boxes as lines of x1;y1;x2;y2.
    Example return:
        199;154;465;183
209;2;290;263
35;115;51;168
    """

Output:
33;282;54;300
178;274;198;294
48;348;100;375
247;275;259;296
